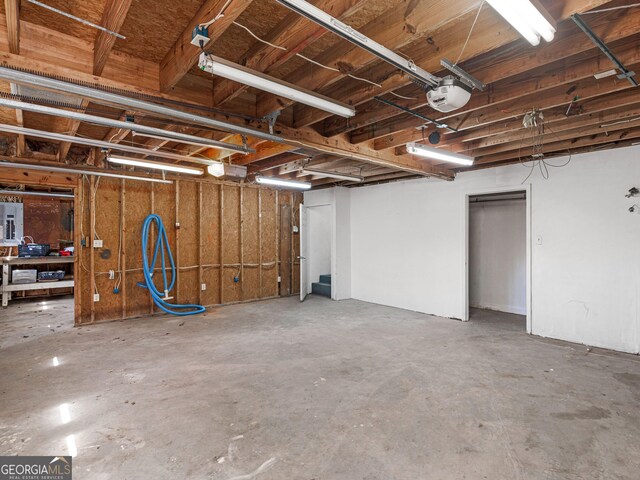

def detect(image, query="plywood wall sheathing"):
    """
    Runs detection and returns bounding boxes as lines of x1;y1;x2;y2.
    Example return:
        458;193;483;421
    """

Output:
74;176;300;325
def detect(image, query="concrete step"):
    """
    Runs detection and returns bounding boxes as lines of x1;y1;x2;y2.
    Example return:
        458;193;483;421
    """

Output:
319;274;331;285
311;282;331;298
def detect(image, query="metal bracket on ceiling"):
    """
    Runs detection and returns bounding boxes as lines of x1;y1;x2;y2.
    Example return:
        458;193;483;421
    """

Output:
571;14;638;87
263;110;281;135
241;135;249;153
440;59;486;91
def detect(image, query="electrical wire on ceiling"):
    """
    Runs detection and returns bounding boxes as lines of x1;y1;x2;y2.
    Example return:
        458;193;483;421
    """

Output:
518;111;572;183
580;3;640;14
26;0;126;39
454;1;485;66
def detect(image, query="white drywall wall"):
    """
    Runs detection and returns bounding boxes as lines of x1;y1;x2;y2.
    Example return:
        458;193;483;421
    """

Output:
349;146;640;354
469;199;526;315
307;205;332;290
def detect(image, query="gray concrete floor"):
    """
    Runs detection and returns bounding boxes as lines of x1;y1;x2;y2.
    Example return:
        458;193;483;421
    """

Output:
1;295;639;480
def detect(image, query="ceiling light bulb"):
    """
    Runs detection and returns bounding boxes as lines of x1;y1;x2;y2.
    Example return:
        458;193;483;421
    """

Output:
108;156;203;175
256;176;312;190
406;142;474;166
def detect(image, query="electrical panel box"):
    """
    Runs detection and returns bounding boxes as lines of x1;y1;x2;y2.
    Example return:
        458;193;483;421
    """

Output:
0;202;24;246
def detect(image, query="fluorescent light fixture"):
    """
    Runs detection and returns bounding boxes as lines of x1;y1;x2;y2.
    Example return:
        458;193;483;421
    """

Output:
407;142;475;166
256;176;312;190
108;156;203;175
199;53;355;118
300;168;363;182
207;163;226;177
486;0;556;46
276;0;440;87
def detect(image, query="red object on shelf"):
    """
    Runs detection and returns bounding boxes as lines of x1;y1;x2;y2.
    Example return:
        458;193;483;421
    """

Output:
59;250;72;256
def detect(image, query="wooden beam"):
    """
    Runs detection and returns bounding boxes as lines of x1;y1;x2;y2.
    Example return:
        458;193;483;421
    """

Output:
14;108;25;156
474;127;640;167
293;0;617;129
93;0;133;76
323;14;640;137
4;0;19;54
213;0;367;106
352;60;638;144
375;87;640;151
246;152;308;174
231;141;299;166
159;0;254;92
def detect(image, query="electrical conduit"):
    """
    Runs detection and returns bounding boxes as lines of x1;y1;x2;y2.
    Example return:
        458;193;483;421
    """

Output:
138;214;205;316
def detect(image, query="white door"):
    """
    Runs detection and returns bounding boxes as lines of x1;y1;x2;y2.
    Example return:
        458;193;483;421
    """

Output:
299;204;308;302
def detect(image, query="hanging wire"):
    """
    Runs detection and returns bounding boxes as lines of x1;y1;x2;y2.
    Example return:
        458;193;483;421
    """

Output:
581;3;640;14
26;0;126;39
454;1;485;66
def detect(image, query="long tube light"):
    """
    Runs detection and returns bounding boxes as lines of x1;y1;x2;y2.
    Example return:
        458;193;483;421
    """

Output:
0;124;216;166
0;98;251;157
0;162;173;184
406;142;474;166
0;66;283;143
0;189;74;199
256;176;312;190
276;0;440;88
300;168;363;182
486;0;556;46
107;156;203;175
199;54;355;118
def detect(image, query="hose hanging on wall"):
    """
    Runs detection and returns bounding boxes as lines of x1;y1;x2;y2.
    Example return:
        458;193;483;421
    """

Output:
138;214;206;316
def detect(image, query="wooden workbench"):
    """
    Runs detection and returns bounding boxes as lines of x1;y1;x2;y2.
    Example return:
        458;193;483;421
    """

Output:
1;256;74;307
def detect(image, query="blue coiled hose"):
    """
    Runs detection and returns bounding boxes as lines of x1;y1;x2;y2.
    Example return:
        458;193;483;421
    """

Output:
138;214;205;316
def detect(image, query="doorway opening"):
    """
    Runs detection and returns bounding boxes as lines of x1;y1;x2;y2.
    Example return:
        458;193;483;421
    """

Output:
464;188;531;332
0;184;76;345
299;204;332;301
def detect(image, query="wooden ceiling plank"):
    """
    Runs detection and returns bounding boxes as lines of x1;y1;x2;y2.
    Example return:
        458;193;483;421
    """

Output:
323;12;640;138
353;58;640;145
93;0;133;76
474;127;640;167
4;0;19;54
292;0;618;131
376;87;640;151
159;0;255;92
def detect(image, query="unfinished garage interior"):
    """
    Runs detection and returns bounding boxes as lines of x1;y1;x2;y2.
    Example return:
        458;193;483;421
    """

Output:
0;0;639;478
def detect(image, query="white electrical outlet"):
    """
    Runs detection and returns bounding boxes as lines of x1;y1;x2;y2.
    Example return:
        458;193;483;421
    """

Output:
108;270;115;280
277;276;282;283
93;239;103;248
201;283;207;291
292;226;299;233
93;293;100;302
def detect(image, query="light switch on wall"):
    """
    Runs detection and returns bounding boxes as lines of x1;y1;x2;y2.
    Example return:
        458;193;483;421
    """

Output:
536;235;543;245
